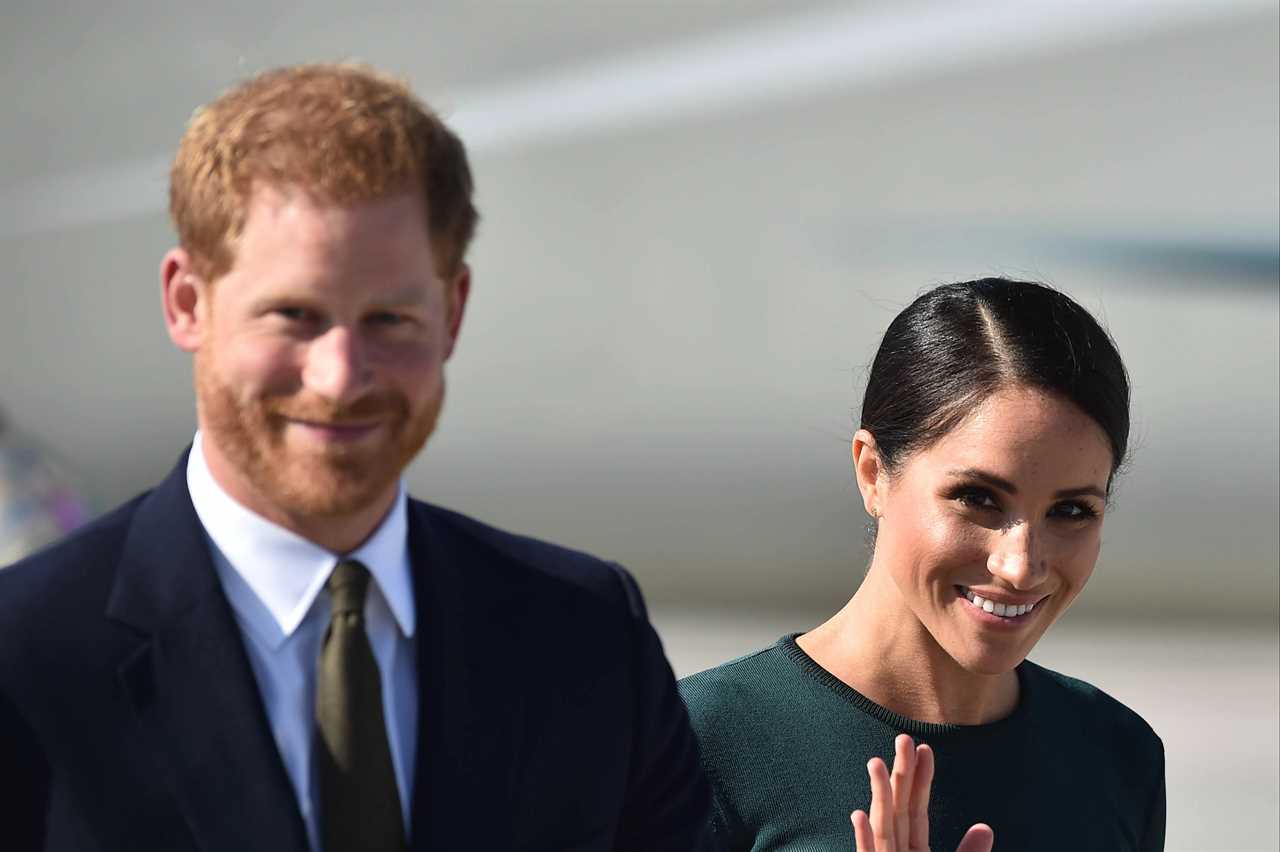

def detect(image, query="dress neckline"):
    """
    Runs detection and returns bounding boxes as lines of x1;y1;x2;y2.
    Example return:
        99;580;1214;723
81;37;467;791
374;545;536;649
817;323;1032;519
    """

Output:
777;633;1035;739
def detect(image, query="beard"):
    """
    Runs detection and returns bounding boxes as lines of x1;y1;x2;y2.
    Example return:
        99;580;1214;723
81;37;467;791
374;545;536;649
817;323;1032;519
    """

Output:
195;355;441;521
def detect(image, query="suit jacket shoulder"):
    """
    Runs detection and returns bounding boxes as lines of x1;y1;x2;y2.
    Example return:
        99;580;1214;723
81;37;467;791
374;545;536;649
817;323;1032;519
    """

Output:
409;500;649;618
0;463;312;852
403;499;712;852
0;497;150;850
0;490;150;684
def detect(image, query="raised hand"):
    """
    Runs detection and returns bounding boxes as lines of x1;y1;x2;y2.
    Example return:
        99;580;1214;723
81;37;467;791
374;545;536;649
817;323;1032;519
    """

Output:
851;733;994;852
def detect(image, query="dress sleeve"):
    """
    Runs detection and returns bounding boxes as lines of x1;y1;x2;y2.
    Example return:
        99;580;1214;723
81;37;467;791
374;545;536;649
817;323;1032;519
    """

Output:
608;563;717;852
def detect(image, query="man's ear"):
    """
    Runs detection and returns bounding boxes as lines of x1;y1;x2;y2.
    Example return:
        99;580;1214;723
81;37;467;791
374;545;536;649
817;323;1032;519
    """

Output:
443;262;470;360
852;429;885;520
160;249;209;353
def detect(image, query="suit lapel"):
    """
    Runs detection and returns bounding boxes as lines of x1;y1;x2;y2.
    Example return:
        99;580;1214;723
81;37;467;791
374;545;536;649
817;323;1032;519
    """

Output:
106;456;310;852
406;503;529;851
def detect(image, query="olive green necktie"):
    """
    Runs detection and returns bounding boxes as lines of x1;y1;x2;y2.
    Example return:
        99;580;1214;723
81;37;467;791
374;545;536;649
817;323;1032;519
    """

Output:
315;559;406;852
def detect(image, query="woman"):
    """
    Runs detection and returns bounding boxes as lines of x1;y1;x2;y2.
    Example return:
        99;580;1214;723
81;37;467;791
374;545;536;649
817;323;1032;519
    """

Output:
680;278;1165;851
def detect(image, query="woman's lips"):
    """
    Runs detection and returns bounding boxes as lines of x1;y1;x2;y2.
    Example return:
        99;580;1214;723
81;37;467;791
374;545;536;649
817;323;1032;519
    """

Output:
957;585;1048;623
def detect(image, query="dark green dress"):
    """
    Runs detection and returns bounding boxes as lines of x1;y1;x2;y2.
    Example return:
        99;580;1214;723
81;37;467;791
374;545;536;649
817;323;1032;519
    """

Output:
679;634;1165;851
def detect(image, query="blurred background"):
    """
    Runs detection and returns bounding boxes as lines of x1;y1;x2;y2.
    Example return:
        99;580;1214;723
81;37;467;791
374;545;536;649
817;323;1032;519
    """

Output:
2;1;1276;848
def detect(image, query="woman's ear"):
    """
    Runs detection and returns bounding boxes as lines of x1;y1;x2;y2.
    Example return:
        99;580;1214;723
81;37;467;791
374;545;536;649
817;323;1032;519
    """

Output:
852;429;885;520
160;248;208;353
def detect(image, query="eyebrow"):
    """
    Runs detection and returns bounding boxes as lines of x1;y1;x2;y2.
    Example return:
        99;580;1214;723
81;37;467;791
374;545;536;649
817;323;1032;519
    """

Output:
945;468;1107;501
247;285;430;313
368;286;431;307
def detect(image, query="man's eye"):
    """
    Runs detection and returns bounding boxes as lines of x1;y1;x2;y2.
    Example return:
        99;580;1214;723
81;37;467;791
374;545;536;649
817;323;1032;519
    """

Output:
368;312;406;326
274;307;314;322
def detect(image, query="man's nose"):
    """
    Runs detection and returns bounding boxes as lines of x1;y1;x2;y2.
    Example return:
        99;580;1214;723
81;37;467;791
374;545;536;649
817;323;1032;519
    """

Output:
301;326;369;404
986;521;1048;590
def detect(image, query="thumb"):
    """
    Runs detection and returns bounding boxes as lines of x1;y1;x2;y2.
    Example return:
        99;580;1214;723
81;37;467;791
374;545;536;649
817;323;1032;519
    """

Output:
955;823;994;852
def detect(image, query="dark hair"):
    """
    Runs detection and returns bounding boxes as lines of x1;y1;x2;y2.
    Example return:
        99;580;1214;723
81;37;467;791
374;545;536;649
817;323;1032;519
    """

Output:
860;278;1130;485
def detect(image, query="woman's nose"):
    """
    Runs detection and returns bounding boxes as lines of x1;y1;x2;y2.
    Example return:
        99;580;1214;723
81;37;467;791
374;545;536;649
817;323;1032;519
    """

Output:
986;522;1048;590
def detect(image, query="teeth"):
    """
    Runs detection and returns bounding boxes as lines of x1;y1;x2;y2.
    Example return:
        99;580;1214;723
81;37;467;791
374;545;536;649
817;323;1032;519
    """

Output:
962;587;1037;619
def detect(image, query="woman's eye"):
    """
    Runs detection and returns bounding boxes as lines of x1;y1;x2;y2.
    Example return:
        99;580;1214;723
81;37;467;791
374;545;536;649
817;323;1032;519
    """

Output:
955;488;999;510
1050;501;1099;521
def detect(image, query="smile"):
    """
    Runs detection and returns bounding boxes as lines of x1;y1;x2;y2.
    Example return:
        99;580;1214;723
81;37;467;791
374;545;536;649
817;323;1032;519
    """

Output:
958;586;1044;619
289;420;381;440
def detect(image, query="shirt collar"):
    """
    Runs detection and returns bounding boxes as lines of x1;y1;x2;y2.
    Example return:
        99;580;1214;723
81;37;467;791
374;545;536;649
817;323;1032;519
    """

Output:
186;432;416;647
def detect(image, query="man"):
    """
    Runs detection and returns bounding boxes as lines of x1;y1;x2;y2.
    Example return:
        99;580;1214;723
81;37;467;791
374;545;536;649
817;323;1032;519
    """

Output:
0;64;711;852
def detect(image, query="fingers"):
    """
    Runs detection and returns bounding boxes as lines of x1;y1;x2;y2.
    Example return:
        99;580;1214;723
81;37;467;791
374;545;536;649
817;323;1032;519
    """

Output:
908;743;935;851
955;823;995;852
857;736;945;852
867;756;896;852
852;810;875;852
890;734;915;847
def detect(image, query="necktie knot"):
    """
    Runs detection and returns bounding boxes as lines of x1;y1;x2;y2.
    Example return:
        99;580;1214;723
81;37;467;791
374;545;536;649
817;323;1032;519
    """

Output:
327;559;370;617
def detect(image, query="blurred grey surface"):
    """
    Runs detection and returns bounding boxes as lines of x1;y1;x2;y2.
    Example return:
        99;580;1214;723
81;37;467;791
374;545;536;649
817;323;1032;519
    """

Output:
1;0;1276;618
1;1;1277;845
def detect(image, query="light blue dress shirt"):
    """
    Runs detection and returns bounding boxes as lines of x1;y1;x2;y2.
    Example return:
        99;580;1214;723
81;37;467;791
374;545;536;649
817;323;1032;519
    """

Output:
186;434;418;852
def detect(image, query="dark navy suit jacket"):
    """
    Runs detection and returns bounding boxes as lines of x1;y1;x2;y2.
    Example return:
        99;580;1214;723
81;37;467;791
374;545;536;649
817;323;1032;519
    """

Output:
0;454;712;851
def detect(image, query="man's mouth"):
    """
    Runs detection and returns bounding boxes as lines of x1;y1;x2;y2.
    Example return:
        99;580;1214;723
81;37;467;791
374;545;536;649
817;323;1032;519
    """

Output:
288;419;382;440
